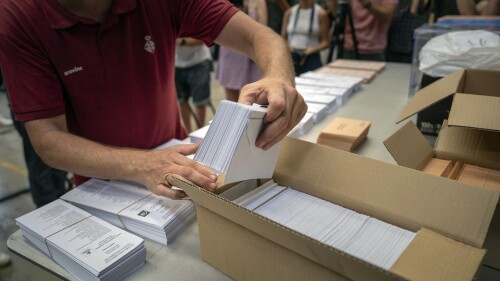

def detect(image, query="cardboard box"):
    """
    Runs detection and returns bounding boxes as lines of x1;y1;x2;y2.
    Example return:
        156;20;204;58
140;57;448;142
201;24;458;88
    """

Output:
316;118;371;152
384;121;500;269
174;137;498;281
398;69;500;171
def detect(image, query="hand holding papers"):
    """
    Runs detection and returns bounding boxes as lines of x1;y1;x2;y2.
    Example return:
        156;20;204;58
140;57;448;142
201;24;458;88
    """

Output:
194;101;282;184
16;200;146;281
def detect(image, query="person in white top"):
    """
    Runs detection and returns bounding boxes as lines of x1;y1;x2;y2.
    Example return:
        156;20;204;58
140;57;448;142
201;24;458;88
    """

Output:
175;38;212;132
282;0;330;75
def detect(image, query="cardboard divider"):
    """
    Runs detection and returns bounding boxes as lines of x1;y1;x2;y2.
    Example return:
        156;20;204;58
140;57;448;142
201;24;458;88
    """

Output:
448;94;500;132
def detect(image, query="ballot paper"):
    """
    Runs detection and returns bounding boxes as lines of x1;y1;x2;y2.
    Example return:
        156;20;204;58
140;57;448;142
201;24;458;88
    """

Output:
61;178;196;245
16;199;146;281
194;101;282;184
299;72;363;93
189;125;210;144
288;112;315;138
296;84;350;106
305;102;328;123
328;59;386;73
231;181;416;270
300;93;339;114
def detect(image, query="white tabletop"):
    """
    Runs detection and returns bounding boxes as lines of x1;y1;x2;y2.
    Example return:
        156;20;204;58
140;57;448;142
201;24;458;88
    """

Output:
8;62;415;281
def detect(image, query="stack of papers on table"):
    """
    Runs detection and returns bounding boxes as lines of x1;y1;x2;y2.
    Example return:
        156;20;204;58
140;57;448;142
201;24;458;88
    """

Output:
194;100;282;184
305;102;328;123
61;178;196;245
288;112;315;138
296;84;350;106
300;92;339;113
328;59;386;73
16;199;146;281
228;181;415;270
299;72;363;93
317;117;371;151
317;67;377;84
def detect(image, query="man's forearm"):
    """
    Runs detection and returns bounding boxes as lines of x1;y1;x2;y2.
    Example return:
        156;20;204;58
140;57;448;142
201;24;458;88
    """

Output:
26;118;147;184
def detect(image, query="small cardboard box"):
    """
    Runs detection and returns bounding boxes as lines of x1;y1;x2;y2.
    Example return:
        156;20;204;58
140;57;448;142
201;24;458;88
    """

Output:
174;137;498;281
398;69;500;171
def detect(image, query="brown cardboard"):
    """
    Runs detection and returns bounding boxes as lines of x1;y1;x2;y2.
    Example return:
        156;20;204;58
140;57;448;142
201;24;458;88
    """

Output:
317;66;376;83
421;158;453;177
174;137;498;281
391;229;485;281
435;120;500;171
448;94;500;132
383;121;433;170
456;164;500;193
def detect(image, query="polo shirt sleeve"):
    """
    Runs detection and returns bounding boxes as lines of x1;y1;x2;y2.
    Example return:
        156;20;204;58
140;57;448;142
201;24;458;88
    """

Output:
175;0;239;46
0;33;65;122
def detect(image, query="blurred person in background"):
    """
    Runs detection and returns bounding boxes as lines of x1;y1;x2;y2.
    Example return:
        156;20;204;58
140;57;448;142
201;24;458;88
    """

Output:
282;0;330;75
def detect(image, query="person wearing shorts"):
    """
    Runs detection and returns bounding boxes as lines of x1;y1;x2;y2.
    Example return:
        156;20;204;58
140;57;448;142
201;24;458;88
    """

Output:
175;38;212;132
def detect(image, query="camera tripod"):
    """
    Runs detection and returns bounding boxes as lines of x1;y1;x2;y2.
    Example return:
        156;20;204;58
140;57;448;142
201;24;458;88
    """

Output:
327;0;359;62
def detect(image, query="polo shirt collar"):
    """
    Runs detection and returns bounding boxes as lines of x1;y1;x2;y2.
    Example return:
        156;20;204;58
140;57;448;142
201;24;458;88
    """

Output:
42;0;137;29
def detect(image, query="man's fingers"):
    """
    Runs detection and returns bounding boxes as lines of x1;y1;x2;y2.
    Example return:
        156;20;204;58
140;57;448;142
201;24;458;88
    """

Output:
153;183;187;199
263;88;288;124
171;143;200;155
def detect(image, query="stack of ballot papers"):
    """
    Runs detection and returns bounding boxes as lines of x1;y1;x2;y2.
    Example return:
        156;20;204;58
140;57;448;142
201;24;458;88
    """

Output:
296;84;350;106
299;71;363;93
189;124;210;144
194;100;282;184
16;199;146;281
228;181;415;270
61;178;196;245
328;59;386;73
306;102;328;123
300;93;339;114
317;117;371;151
288;112;315;138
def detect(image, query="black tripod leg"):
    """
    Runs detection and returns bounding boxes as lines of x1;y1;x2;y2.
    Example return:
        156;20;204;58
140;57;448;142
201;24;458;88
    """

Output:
346;5;360;59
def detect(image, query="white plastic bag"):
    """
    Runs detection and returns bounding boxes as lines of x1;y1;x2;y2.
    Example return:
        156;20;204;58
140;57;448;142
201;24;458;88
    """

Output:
419;30;500;77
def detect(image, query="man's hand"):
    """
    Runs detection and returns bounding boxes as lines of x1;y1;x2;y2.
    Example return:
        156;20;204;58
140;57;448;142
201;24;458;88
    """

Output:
239;77;307;150
137;143;218;199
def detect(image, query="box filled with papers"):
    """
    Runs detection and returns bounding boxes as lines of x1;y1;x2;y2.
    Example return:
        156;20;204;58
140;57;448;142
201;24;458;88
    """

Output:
174;137;497;281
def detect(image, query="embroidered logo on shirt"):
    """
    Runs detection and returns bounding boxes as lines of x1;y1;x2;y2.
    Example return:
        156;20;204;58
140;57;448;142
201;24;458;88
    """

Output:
144;35;155;54
64;66;83;76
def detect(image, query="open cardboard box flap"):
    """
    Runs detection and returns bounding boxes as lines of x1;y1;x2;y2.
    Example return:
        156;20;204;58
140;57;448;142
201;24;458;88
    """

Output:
174;137;498;281
397;69;500;132
436;120;500;170
383;122;434;170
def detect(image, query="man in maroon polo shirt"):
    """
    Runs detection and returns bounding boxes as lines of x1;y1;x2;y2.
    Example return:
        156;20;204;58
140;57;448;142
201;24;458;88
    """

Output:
0;0;306;199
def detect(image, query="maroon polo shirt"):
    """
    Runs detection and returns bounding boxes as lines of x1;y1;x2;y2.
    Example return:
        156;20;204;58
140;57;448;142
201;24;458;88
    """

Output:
0;0;238;184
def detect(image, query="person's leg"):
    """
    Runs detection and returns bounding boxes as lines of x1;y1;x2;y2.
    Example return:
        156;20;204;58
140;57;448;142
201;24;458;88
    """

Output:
12;113;67;207
175;67;193;132
178;102;192;132
189;60;211;127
